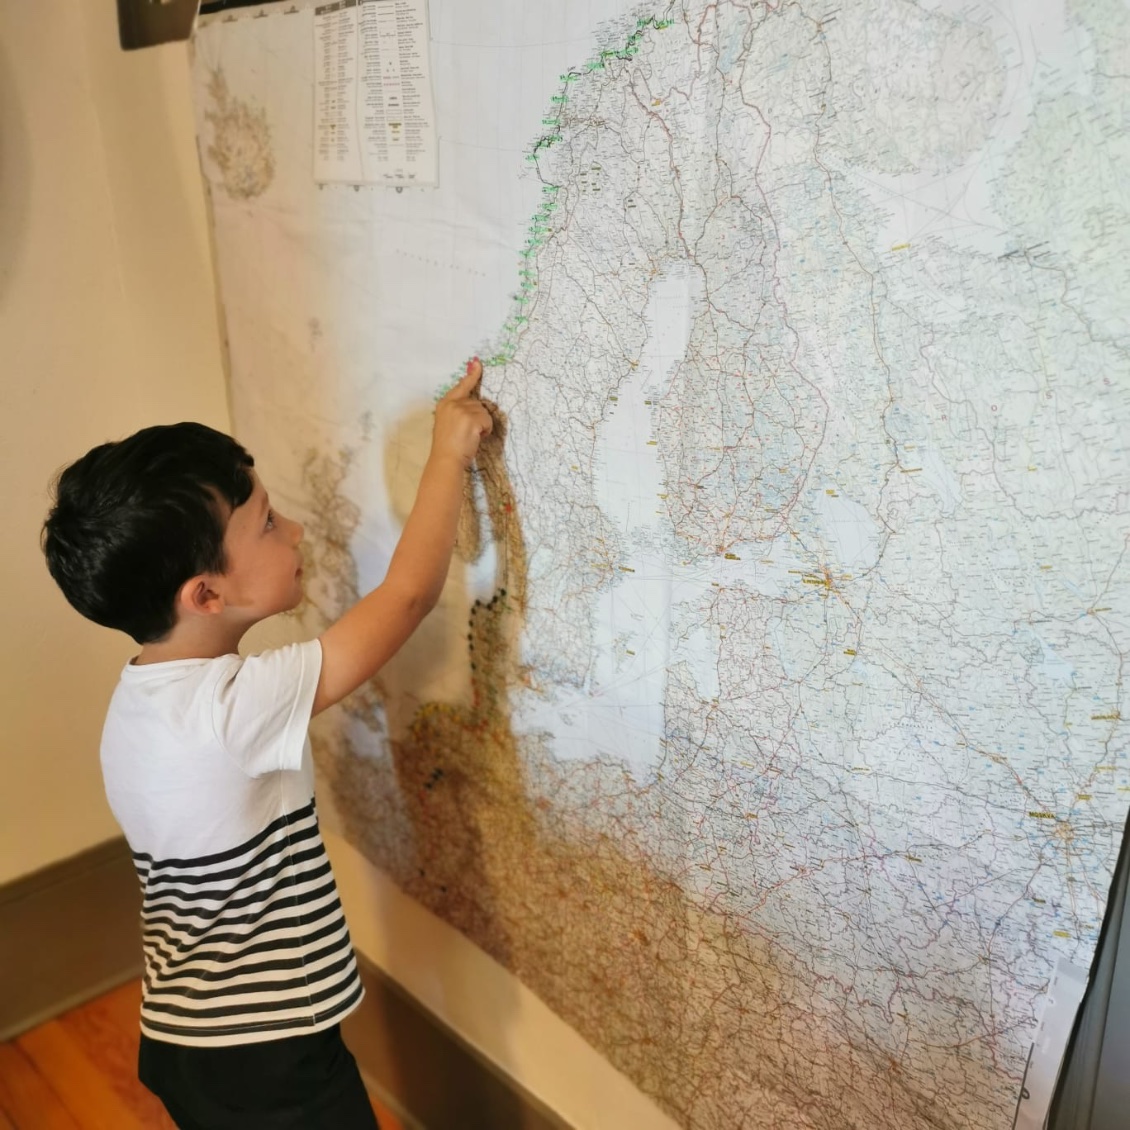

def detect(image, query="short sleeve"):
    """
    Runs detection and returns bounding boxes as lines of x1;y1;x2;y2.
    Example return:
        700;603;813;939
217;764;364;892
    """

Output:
211;640;323;777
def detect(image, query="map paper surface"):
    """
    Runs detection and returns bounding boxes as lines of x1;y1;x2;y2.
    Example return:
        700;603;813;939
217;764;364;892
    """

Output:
191;2;1130;1127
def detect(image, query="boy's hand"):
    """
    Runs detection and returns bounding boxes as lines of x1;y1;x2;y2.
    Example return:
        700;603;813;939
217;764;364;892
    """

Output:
434;358;493;469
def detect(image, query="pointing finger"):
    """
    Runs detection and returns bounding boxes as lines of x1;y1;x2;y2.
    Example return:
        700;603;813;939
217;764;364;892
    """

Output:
444;357;483;400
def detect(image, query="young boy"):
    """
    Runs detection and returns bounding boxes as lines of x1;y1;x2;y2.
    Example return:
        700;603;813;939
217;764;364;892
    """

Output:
41;359;492;1129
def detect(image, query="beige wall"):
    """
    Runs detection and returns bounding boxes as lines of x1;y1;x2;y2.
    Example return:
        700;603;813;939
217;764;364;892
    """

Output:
0;1;229;885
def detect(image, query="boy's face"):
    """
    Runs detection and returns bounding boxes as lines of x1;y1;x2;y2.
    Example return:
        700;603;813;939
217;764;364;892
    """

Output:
217;471;305;622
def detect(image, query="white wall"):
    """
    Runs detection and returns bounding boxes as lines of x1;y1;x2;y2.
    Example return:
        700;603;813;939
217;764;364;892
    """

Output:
0;0;229;885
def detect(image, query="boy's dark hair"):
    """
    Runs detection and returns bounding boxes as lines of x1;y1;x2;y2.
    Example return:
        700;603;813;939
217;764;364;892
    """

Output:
42;422;255;645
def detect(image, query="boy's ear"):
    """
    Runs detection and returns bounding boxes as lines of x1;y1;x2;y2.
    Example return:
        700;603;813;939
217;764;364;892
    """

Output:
177;575;225;619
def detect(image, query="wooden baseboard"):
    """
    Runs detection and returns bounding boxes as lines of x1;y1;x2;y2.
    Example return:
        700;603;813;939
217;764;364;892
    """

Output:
0;838;142;1041
0;839;570;1129
344;956;572;1130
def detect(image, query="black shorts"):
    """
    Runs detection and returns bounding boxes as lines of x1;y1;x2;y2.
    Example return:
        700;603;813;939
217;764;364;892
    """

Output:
138;1024;380;1130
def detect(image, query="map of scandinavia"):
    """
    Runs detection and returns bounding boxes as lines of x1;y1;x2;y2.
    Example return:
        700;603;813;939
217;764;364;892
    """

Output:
193;1;1130;1127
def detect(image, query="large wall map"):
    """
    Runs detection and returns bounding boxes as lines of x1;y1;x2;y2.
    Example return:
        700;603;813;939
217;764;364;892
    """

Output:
192;2;1130;1127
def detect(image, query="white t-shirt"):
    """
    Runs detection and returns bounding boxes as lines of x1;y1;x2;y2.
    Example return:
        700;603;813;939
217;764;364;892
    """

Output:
101;640;363;1046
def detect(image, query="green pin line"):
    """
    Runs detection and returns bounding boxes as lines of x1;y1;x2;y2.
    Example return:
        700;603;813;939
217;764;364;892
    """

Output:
444;12;670;386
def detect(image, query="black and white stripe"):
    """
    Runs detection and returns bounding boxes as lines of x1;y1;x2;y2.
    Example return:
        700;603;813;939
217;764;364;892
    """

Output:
133;798;362;1044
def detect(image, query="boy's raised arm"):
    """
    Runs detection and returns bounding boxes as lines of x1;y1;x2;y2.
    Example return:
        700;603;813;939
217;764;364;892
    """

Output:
312;359;492;716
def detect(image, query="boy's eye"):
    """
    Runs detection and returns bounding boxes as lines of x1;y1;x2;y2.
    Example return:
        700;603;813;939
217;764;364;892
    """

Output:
265;510;276;530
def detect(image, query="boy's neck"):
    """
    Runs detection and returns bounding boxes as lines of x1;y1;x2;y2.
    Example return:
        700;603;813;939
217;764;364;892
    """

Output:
134;618;251;665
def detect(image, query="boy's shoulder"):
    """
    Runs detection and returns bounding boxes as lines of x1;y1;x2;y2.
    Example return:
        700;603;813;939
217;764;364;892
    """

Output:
104;640;322;780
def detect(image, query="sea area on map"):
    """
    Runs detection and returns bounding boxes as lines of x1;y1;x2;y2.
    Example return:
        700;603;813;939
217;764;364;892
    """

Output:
511;264;707;775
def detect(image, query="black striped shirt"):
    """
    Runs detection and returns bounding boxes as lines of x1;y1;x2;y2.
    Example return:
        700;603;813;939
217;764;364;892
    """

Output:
101;641;363;1046
134;798;362;1043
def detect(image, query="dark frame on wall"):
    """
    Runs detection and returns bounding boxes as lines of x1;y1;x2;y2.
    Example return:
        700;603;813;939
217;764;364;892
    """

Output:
116;0;198;49
117;0;291;50
1049;804;1130;1129
198;1;292;16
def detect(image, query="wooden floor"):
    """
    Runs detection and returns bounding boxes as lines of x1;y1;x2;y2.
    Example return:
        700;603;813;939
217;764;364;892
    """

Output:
0;980;405;1130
